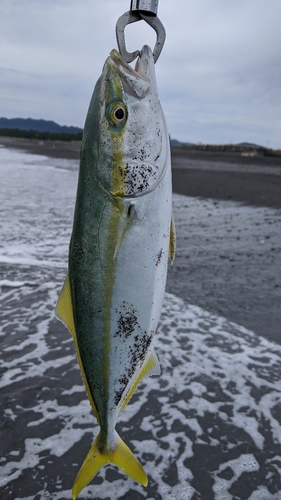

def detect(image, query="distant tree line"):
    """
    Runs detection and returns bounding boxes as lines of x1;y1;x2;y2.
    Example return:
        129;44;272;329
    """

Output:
0;128;82;141
172;142;281;157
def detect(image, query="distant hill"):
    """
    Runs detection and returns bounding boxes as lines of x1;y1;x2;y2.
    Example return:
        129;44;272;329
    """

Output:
0;117;82;134
237;142;261;148
170;139;183;146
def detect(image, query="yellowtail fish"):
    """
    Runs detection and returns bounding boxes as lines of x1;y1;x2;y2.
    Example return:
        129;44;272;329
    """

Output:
56;44;175;499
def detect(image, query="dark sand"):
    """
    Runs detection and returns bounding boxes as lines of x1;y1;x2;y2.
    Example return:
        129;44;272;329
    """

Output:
171;146;281;209
168;146;281;344
1;136;281;499
1;136;280;344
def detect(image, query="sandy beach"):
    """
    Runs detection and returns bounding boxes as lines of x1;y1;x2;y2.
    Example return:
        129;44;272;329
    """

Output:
169;146;281;344
1;136;280;343
1;137;281;499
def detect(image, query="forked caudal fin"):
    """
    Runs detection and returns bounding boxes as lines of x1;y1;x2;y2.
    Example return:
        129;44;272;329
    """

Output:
72;431;148;499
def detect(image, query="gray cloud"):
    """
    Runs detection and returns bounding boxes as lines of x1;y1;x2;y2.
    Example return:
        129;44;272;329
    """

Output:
1;0;280;147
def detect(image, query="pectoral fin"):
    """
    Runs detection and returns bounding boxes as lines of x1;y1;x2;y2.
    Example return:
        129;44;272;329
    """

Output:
55;274;99;423
114;204;135;259
169;212;176;264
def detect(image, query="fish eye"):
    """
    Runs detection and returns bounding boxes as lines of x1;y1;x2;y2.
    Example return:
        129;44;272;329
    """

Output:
115;108;125;120
106;102;127;128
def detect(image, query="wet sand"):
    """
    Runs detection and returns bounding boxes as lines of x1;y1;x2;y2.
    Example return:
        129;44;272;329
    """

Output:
168;146;281;344
1;136;281;208
1;136;280;344
171;147;281;209
1;137;281;499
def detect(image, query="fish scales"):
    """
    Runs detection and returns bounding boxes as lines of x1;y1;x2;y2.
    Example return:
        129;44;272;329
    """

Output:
56;44;175;498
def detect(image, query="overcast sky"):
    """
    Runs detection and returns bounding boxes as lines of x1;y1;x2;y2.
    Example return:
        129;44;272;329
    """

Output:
1;0;281;148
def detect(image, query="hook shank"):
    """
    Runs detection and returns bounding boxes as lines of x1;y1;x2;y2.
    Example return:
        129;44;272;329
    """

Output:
115;10;166;63
130;0;159;16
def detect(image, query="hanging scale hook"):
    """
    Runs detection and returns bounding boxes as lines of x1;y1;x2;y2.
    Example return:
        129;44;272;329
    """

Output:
116;0;166;63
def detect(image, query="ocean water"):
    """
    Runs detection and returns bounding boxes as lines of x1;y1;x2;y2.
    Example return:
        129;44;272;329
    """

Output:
1;146;281;500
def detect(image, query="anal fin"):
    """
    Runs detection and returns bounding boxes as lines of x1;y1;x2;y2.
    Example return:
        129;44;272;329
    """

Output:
120;347;160;413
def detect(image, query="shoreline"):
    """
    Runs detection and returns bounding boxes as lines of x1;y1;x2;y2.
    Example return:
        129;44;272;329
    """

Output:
2;135;281;167
171;145;281;168
1;137;280;343
0;136;81;160
1;136;281;209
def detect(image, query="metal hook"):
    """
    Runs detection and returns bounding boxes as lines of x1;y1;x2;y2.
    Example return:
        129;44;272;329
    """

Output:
115;10;166;64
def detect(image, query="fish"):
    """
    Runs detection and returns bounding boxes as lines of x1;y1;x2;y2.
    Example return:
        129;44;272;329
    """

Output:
56;44;175;499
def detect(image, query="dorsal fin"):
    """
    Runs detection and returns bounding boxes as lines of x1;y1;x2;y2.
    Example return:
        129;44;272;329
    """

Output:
56;274;100;423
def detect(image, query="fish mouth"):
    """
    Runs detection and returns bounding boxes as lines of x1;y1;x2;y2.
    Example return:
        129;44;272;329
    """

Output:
109;45;152;98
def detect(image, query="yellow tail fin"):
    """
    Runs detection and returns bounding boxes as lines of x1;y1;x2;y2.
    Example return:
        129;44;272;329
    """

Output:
72;431;148;499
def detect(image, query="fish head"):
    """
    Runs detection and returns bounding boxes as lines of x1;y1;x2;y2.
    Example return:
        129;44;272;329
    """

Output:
83;45;169;198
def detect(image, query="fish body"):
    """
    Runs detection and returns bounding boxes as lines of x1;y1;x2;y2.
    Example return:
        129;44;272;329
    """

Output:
56;45;175;498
